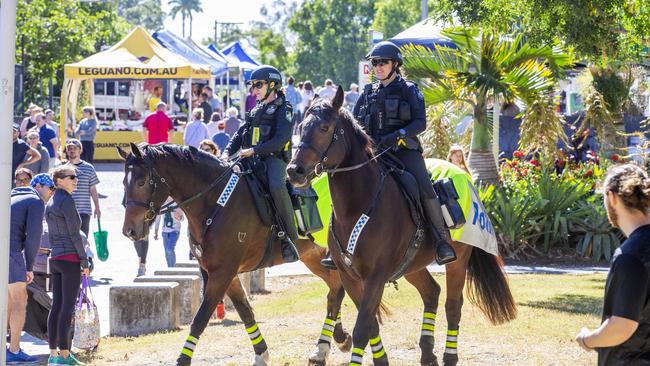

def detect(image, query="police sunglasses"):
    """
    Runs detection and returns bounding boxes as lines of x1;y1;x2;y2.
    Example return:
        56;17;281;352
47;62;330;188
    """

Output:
371;59;391;67
248;81;267;89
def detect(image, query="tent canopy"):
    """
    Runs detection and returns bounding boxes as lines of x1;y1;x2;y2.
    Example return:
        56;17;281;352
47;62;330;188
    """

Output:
389;18;457;49
153;30;228;76
64;27;211;80
216;41;260;70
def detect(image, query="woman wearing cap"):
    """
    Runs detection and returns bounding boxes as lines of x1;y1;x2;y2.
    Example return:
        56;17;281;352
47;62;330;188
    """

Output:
321;41;456;269
46;165;89;366
223;65;300;263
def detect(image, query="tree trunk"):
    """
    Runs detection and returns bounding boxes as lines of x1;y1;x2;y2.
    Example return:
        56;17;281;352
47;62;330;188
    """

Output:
182;14;185;38
468;97;499;185
189;14;193;38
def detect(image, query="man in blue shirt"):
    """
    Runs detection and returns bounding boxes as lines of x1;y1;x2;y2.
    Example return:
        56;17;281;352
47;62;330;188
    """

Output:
35;112;59;169
284;76;303;128
7;173;54;363
211;121;230;154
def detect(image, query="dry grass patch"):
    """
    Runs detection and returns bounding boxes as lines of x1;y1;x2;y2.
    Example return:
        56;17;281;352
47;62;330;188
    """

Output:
82;273;604;365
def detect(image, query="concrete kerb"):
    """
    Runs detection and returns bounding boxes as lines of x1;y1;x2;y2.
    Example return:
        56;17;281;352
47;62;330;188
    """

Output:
109;282;181;337
134;275;201;325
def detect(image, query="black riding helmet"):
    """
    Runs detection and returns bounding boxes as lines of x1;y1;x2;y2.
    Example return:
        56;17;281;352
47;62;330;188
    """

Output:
249;65;283;90
249;65;283;101
366;41;404;66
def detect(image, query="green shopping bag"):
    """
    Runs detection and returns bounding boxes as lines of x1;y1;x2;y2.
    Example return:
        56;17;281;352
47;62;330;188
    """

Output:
93;218;109;262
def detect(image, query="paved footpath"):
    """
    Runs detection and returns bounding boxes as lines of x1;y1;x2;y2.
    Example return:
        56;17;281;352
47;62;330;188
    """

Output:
18;163;609;361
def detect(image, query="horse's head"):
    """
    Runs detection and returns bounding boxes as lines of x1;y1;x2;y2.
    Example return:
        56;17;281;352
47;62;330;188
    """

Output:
288;86;350;187
118;142;171;241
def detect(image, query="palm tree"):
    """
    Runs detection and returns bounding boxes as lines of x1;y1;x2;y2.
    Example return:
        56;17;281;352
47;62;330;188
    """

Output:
403;27;572;184
168;0;203;38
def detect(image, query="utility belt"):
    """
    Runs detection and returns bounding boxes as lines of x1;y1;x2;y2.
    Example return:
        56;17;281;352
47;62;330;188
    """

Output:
258;148;291;163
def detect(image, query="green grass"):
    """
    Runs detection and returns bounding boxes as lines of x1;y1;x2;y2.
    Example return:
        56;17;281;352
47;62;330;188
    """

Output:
86;273;605;365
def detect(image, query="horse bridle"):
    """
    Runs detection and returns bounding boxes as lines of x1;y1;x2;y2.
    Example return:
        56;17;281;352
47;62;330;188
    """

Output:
125;158;173;222
125;154;241;222
296;110;390;176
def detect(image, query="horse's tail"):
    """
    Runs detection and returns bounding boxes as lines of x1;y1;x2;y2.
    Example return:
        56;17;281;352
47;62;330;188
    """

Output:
466;248;517;325
376;300;391;325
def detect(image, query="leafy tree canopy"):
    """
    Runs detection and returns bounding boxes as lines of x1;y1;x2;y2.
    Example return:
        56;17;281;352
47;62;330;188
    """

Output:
114;0;166;32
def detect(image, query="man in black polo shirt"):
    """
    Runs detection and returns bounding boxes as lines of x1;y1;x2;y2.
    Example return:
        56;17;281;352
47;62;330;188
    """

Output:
576;164;650;365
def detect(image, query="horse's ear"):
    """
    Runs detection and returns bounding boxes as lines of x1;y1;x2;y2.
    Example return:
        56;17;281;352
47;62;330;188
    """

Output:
332;86;344;111
116;146;129;160
130;142;143;160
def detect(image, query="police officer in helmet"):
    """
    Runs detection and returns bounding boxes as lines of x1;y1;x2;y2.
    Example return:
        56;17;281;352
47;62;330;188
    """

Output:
223;65;300;263
321;41;456;268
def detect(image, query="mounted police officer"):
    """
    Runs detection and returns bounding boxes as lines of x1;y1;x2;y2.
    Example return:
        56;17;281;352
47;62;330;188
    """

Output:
322;41;456;268
223;65;300;263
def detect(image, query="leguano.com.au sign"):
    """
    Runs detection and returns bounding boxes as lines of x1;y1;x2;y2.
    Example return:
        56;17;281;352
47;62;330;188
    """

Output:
78;67;179;77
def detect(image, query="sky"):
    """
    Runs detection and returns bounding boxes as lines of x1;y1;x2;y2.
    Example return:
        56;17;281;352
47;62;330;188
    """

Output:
162;0;277;45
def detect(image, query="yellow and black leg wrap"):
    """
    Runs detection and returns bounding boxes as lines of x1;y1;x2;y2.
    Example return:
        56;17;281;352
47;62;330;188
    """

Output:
445;328;459;354
370;335;387;362
349;347;364;366
245;322;268;355
319;316;337;344
418;309;437;364
181;335;198;360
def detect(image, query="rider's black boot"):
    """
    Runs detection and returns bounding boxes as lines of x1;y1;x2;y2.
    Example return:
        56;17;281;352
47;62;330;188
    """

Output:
280;235;300;263
320;252;337;270
422;198;457;265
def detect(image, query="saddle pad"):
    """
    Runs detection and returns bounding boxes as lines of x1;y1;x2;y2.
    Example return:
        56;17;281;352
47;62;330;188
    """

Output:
307;159;498;256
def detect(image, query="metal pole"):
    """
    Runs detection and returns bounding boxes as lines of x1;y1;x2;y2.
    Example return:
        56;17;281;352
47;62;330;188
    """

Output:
421;0;428;20
0;1;19;365
213;20;218;46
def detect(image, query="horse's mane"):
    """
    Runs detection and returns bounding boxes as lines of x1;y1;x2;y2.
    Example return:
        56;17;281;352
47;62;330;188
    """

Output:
307;97;374;156
140;143;228;180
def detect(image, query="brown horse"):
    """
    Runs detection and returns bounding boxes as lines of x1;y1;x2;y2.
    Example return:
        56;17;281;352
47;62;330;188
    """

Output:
118;143;351;366
287;87;517;366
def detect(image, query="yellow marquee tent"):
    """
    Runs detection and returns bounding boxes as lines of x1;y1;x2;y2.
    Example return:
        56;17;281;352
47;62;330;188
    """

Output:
61;26;211;139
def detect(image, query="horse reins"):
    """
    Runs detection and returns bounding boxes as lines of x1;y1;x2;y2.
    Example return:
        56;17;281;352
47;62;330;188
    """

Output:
297;117;391;176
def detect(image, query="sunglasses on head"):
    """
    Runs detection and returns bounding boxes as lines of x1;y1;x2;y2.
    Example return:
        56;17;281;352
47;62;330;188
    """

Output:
16;177;31;183
371;59;391;67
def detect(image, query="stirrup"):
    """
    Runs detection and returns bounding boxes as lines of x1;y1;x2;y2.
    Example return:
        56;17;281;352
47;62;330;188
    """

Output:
320;255;337;270
435;241;457;265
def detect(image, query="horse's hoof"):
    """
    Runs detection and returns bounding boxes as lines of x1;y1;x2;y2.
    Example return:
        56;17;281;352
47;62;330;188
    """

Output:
251;350;271;366
335;333;352;353
176;354;192;366
442;353;458;366
308;343;330;365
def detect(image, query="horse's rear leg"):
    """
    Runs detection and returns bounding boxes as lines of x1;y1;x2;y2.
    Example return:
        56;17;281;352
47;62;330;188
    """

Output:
299;244;351;365
176;270;235;366
349;278;388;366
442;244;472;366
226;276;271;366
405;269;442;366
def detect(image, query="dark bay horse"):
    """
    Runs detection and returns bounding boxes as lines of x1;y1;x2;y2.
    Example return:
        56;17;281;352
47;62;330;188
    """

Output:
118;143;351;366
287;87;517;366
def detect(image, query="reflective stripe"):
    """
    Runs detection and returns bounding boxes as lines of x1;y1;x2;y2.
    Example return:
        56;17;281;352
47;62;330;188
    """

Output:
351;354;363;363
447;336;458;342
445;348;458;354
372;348;386;359
246;324;259;334
181;348;193;358
421;324;435;331
421;330;435;337
321;329;333;337
369;336;381;345
319;335;333;343
183;342;196;351
324;318;336;326
322;323;335;332
445;341;457;348
251;335;265;345
422;317;436;325
186;335;199;344
371;343;383;352
423;312;437;319
447;329;459;336
248;329;261;340
352;347;364;355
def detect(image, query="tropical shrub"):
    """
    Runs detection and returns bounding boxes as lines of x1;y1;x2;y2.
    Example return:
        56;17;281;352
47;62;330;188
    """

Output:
481;152;622;261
